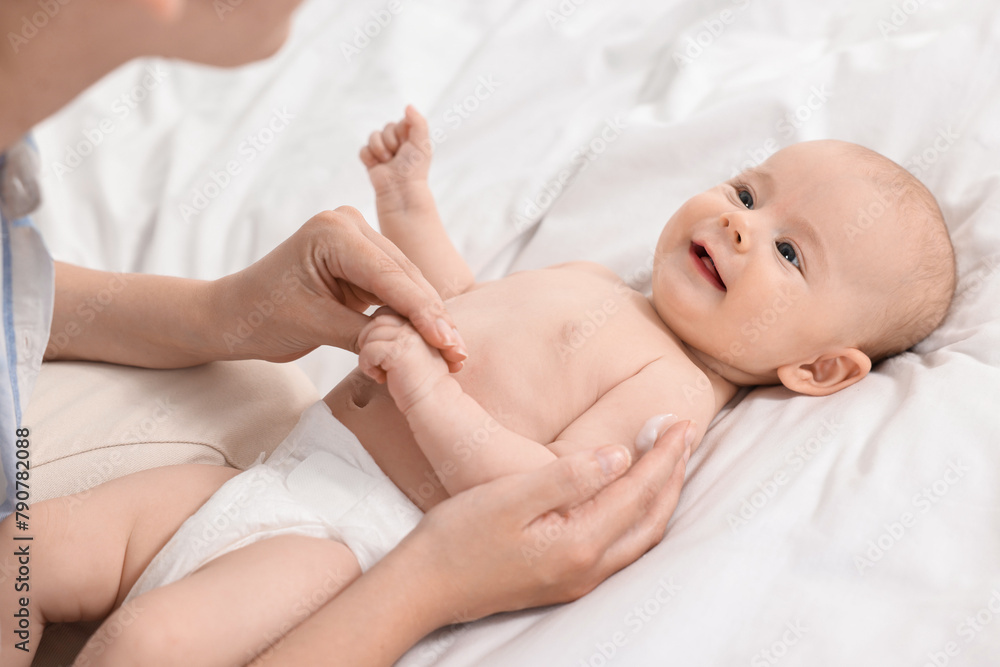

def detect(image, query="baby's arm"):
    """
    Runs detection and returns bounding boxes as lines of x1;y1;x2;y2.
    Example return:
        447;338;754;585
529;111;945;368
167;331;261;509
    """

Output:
359;313;706;497
361;106;475;299
359;311;557;495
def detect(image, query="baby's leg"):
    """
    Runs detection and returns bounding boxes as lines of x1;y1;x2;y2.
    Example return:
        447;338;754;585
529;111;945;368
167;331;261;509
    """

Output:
77;534;361;667
0;464;239;667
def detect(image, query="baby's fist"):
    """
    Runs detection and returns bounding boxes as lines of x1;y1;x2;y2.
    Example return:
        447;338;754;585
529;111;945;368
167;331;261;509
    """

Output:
360;105;432;190
358;309;450;414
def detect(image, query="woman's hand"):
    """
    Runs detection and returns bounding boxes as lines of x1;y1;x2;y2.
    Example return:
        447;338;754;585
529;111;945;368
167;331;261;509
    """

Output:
209;206;467;370
407;418;695;622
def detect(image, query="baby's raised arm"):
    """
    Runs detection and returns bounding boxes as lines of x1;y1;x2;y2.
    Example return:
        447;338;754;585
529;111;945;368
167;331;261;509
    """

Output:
359;312;701;496
361;106;475;299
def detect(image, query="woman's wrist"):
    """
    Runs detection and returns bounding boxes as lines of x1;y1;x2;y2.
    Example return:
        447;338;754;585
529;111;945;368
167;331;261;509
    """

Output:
201;274;246;362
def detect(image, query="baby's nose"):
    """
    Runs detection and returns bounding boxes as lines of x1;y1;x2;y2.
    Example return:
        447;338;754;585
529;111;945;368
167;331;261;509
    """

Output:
722;212;750;251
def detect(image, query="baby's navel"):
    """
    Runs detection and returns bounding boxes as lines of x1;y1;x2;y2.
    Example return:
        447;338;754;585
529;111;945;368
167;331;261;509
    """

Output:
346;369;375;409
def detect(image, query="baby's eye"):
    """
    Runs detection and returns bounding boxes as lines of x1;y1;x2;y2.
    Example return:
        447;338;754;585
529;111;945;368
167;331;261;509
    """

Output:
776;241;800;269
738;189;754;209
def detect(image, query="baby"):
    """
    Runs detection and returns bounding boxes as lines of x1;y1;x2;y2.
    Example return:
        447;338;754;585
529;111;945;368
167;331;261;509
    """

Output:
1;108;955;666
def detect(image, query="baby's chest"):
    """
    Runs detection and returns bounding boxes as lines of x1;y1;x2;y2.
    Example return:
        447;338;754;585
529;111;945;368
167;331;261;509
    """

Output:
450;269;684;441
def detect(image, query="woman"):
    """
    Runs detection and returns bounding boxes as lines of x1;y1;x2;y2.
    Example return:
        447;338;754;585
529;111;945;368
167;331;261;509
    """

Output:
0;1;690;663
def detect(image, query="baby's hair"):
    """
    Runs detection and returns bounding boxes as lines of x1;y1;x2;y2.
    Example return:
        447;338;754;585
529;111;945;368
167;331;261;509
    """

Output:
843;143;957;364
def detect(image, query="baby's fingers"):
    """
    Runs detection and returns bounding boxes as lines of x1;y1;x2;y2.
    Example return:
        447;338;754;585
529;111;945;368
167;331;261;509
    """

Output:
382;122;400;153
404;105;429;148
359;145;378;169
368;130;391;162
358;336;408;383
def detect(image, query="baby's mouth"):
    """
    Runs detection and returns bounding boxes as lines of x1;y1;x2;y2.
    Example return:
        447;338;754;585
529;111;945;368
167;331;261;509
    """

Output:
690;242;727;291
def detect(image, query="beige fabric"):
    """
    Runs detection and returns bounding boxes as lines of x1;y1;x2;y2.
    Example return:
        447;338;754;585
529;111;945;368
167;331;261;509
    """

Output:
25;359;320;666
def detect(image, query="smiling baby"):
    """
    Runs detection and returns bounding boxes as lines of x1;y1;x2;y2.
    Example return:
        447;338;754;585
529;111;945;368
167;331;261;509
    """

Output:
11;108;957;667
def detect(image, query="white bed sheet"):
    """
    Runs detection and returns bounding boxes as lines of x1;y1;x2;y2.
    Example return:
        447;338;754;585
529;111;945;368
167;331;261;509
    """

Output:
32;0;1000;665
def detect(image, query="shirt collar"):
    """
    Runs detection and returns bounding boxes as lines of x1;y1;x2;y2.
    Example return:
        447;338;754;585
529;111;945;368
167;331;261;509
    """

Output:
0;136;41;221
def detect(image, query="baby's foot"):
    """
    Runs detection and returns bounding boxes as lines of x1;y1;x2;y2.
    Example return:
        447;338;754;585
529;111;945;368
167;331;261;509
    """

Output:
357;308;458;415
360;105;433;202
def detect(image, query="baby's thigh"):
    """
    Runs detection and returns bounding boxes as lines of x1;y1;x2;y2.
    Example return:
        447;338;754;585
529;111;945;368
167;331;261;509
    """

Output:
78;535;361;667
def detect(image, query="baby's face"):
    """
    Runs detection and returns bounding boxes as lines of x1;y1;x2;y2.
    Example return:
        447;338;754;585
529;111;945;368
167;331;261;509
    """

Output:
651;141;906;382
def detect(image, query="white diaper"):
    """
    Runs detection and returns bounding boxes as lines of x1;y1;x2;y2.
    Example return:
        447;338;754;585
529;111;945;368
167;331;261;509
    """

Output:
124;400;423;604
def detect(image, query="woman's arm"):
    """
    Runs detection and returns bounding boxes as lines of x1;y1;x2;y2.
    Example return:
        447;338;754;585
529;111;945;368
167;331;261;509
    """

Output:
45;208;468;369
253;420;694;666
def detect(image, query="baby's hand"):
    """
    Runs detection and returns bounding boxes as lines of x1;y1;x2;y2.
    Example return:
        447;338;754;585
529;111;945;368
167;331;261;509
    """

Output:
360;105;432;195
358;308;454;415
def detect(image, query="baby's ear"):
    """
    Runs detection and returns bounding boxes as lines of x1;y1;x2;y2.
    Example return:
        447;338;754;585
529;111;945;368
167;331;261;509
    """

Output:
776;348;871;396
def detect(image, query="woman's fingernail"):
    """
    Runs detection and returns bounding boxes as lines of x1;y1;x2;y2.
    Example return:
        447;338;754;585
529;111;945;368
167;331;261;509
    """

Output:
682;445;691;465
436;318;456;346
597;445;631;476
684;421;697;449
452;327;468;358
635;414;679;454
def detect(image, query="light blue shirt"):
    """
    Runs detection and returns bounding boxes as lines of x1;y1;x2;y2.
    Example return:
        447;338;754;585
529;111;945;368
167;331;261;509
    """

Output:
0;136;54;522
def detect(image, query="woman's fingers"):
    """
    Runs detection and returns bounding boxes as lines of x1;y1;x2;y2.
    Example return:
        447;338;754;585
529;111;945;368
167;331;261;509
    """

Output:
595;438;689;575
309;207;467;366
342;211;467;364
514;445;633;521
554;421;691;571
